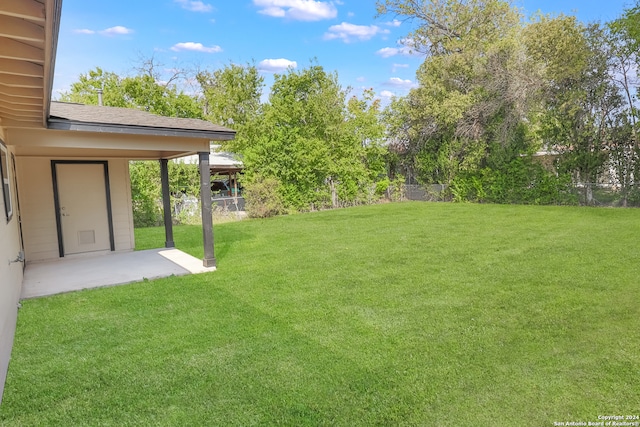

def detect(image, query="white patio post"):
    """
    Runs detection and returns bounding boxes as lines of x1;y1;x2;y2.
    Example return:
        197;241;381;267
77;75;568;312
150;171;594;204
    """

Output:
199;151;216;267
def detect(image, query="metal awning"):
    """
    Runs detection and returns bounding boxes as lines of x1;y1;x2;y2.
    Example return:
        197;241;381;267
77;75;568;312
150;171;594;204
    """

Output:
209;150;243;175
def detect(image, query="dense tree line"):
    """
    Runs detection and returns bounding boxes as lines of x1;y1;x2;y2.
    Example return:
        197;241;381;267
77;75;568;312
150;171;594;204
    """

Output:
379;0;640;206
62;0;640;221
62;60;395;220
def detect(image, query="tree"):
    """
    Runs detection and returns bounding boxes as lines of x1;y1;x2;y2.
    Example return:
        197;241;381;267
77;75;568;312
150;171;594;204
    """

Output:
243;64;342;210
59;67;127;107
129;161;162;227
59;64;203;119
527;18;622;204
378;0;536;189
344;88;389;202
196;63;265;153
610;0;640;48
608;4;640;205
120;74;203;118
376;0;519;56
243;65;390;211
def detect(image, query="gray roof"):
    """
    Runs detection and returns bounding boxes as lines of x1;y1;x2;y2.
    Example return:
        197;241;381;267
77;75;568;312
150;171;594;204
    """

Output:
48;102;236;140
211;148;243;168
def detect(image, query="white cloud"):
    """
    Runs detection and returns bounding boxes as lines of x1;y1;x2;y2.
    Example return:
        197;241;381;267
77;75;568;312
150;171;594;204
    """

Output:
100;26;134;36
384;77;418;89
258;58;297;73
376;38;419;58
380;90;395;98
392;63;409;72
260;6;285;17
254;0;337;21
356;76;366;82
175;0;213;12
170;42;223;53
76;26;134;36
375;46;413;58
323;22;389;43
385;19;401;27
376;47;400;58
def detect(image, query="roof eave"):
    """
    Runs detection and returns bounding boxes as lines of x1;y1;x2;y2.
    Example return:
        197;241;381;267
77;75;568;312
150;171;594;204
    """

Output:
43;0;63;127
47;119;237;140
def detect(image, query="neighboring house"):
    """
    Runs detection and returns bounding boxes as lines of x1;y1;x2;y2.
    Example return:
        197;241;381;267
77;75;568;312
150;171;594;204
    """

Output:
0;1;235;403
181;145;244;196
531;149;561;172
532;149;620;189
209;148;244;197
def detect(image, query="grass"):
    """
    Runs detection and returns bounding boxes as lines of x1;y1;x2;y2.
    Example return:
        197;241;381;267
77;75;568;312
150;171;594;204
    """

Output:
1;202;639;426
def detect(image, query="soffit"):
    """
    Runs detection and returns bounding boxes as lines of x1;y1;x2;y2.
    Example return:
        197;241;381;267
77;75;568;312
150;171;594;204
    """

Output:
0;0;60;130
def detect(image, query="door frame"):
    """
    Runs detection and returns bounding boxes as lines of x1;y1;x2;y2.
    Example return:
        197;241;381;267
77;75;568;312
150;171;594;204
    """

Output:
51;160;115;257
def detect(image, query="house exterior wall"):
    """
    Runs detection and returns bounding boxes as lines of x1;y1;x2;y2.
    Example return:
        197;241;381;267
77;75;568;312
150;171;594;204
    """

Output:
0;138;24;404
15;157;59;261
17;157;135;262
109;160;135;251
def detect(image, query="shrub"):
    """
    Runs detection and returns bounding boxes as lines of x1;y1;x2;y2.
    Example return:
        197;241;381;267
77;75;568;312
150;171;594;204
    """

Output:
387;174;406;202
244;175;286;218
451;159;578;205
129;161;162;227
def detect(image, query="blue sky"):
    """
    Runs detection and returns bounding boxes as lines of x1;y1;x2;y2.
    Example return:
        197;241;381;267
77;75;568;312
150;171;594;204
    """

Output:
52;0;635;102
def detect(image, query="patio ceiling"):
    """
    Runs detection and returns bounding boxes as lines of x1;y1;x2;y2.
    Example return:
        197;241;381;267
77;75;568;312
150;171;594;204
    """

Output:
0;0;61;129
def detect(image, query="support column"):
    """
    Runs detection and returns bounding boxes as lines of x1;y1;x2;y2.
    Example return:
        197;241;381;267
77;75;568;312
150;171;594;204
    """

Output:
199;152;216;267
232;172;238;197
160;159;174;248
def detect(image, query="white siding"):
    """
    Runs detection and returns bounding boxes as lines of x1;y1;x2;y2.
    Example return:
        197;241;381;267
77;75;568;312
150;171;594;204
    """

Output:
0;141;24;404
16;157;59;261
18;157;135;262
108;159;135;251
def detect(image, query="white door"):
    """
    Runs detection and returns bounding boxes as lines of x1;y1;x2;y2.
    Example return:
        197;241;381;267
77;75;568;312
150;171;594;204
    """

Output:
57;163;111;255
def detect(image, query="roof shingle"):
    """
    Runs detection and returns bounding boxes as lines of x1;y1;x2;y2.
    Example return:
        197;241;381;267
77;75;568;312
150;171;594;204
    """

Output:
48;102;236;140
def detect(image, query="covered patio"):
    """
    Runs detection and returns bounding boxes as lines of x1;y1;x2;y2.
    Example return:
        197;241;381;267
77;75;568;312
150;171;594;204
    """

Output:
10;101;235;270
0;0;239;403
21;248;216;299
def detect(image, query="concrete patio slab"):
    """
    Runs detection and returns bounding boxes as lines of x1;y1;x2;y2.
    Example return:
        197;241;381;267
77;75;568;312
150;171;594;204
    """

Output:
21;249;216;299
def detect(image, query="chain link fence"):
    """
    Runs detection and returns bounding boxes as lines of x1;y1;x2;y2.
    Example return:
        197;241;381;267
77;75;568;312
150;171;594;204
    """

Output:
404;183;640;207
404;184;450;202
570;184;640;207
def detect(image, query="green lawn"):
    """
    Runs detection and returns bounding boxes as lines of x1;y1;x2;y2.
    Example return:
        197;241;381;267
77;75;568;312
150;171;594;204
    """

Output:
1;203;639;426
